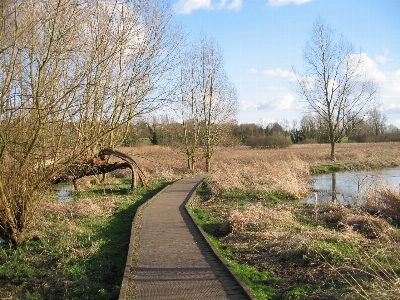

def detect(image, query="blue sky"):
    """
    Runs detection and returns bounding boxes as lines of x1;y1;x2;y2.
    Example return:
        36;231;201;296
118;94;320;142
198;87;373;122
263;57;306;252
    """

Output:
171;0;400;128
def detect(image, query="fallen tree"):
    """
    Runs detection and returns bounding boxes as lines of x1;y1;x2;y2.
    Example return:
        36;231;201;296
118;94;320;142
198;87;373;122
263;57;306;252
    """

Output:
53;149;148;190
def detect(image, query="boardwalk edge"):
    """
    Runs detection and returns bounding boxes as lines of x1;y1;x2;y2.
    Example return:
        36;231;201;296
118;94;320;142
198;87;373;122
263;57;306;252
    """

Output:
185;178;258;300
119;183;174;300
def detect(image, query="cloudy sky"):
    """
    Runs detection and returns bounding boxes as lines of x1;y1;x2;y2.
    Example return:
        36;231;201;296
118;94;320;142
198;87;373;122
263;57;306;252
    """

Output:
172;0;400;127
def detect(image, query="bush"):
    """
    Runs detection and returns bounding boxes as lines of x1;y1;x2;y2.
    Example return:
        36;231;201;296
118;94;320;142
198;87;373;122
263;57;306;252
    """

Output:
348;133;400;143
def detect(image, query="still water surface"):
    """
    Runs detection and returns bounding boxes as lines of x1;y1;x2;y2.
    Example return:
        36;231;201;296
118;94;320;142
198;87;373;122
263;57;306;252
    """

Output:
54;185;74;202
302;167;400;206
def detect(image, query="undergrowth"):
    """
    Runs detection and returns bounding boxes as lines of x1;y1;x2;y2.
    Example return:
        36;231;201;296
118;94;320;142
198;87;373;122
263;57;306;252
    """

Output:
0;179;171;300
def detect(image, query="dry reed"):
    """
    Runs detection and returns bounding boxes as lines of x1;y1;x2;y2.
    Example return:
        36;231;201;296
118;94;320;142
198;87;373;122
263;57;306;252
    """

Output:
115;143;400;199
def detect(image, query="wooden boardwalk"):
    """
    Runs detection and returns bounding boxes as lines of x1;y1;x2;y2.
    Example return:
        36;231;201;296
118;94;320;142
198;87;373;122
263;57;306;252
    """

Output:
119;177;255;300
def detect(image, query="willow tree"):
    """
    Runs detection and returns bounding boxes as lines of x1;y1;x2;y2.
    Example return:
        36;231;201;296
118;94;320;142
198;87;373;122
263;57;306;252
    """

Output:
0;0;181;245
295;18;378;160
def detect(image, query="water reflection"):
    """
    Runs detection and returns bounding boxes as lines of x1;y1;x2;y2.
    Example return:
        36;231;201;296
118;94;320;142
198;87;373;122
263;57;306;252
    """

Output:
54;185;74;202
302;167;400;206
331;173;337;203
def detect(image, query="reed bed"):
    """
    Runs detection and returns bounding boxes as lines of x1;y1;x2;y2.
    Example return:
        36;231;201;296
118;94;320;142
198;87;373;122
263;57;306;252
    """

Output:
118;142;400;198
211;148;310;196
119;145;189;181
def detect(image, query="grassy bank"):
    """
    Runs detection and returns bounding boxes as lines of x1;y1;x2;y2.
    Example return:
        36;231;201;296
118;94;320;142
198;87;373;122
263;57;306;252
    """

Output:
0;179;171;299
190;174;400;299
187;143;400;299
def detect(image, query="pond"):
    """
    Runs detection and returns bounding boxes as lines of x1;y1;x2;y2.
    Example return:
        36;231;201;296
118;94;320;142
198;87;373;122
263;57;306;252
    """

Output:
53;185;74;202
302;167;400;206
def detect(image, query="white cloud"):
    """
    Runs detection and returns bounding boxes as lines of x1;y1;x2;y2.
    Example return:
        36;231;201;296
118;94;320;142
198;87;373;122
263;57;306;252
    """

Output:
248;68;258;74
228;0;242;10
173;0;211;14
375;49;393;65
250;93;295;112
273;94;295;110
240;99;256;111
385;69;400;95
214;0;227;9
267;0;313;7
342;53;400;126
376;55;391;65
173;0;242;14
348;54;400;110
264;68;297;81
260;118;276;127
353;53;387;82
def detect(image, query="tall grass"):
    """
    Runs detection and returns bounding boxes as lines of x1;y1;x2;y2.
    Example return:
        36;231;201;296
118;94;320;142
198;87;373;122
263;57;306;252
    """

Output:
118;143;400;185
206;197;400;299
364;184;400;225
211;149;310;197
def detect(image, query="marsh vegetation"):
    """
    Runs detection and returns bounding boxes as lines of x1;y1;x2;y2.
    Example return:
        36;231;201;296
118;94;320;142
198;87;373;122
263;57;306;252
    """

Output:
1;143;400;299
190;143;400;299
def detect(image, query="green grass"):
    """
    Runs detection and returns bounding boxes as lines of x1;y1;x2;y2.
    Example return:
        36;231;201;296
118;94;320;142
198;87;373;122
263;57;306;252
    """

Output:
310;164;342;174
0;179;172;300
190;203;339;299
229;261;278;299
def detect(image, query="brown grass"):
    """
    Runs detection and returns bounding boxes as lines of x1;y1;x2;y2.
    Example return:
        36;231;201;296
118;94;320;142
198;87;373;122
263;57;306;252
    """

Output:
119;145;189;180
113;144;400;232
211;147;310;196
174;142;399;299
115;143;400;197
364;185;400;226
212;198;400;298
211;142;399;197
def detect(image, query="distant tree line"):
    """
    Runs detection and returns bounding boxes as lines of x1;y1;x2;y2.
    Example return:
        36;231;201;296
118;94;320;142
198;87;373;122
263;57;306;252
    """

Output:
123;106;399;150
295;107;399;144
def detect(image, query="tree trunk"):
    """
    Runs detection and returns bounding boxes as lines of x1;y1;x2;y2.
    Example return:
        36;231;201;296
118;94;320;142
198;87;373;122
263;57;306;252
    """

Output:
205;157;211;172
191;156;196;172
330;142;335;161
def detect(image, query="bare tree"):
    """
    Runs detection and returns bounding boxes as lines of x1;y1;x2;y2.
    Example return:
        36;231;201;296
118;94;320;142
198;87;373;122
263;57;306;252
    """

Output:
177;36;237;172
177;42;203;171
367;107;387;136
198;36;237;171
295;17;378;160
0;0;181;245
